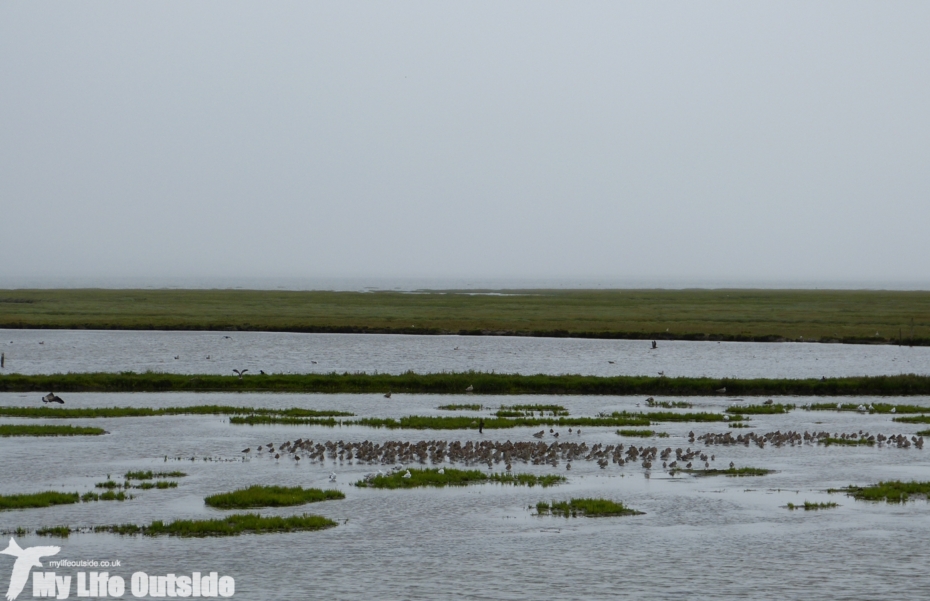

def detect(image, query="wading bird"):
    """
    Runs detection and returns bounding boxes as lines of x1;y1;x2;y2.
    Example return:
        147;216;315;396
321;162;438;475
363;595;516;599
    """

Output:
384;392;392;399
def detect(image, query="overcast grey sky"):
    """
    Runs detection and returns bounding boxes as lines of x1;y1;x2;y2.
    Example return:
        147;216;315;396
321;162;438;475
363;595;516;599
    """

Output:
2;2;928;288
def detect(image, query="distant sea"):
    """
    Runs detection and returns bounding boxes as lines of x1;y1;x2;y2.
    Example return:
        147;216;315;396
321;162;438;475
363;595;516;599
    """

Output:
2;276;930;291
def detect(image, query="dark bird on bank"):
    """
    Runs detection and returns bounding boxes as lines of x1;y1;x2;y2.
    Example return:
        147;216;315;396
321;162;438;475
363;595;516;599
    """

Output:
658;371;665;377
384;392;392;399
233;369;248;379
174;355;179;360
42;393;64;404
260;370;266;375
651;340;657;349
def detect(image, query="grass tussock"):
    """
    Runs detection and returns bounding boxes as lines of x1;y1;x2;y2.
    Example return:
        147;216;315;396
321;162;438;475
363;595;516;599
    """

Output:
4;372;930;396
786;501;838;511
838;481;930;503
0;492;79;511
617;429;667;438
0;424;106;437
437;404;484;411
726;404;794;414
94;513;337;537
536;498;643;517
124;470;187;480
355;468;565;489
35;526;71;538
205;486;344;509
497;404;569;417
680;467;773;477
644;398;692;409
821;437;874;446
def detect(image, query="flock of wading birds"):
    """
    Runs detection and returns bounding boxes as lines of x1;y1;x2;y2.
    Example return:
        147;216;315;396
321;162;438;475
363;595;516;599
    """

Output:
235;423;925;480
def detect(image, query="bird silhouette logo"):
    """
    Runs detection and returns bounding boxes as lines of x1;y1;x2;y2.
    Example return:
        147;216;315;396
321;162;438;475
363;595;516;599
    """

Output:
2;538;60;601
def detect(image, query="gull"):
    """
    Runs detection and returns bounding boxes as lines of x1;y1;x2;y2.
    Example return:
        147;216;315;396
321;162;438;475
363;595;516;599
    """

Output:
2;537;60;601
716;387;726;394
437;468;445;474
891;407;897;414
402;470;412;479
329;472;337;482
233;369;248;379
465;385;474;393
42;393;64;405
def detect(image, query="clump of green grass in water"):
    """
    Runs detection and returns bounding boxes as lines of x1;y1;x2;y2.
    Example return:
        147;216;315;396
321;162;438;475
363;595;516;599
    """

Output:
644;398;692;409
0;424;107;437
94;513;337;537
838;481;930;503
0;405;353;420
728;422;750;428
916;429;930;437
355;468;565;489
536;498;643;517
786;501;838;511
0;492;80;511
821;437;874;446
616;429;668;438
498;404;569;417
437;404;483;411
124;470;187;480
134;481;178;490
677;467;772;477
205;486;345;509
36;526;71;538
726;404;794;415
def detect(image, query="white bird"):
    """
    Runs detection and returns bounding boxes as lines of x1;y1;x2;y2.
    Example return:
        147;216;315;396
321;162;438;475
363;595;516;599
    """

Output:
402;470;412;479
723;415;730;421
437;468;445;474
2;538;60;601
328;472;337;482
465;385;474;393
891;407;897;414
837;403;842;409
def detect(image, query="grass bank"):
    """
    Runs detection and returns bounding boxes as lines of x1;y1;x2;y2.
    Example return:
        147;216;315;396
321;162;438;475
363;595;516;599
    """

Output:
536;498;643;517
2;288;928;344
0;424;106;437
837;481;930;503
204;486;344;509
94;513;336;536
355;468;565;489
4;372;928;396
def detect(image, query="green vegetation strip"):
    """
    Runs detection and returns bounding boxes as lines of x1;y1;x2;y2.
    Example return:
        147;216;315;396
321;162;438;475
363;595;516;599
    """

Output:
787;502;838;511
125;470;186;480
893;416;930;424
726;403;794;414
0;491;131;510
3;373;930;396
677;467;772;477
0;405;353;419
0;424;106;437
95;513;337;537
617;429;667;438
2;288;928;344
355;468;565;489
837;481;930;503
437;404;483;411
205;486;344;509
537;498;643;517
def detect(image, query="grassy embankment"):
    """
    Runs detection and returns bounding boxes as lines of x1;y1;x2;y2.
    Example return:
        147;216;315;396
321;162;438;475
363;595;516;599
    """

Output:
536;498;643;517
355;468;565;489
205;486;344;509
1;288;928;344
0;424;106;436
0;491;130;510
835;481;930;503
3;372;929;396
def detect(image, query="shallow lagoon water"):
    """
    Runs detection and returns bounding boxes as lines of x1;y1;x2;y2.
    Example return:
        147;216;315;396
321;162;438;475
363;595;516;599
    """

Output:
1;328;928;378
2;392;930;600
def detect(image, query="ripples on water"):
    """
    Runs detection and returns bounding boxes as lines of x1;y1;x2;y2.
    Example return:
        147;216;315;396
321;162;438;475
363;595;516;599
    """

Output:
1;329;928;378
2;391;930;600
